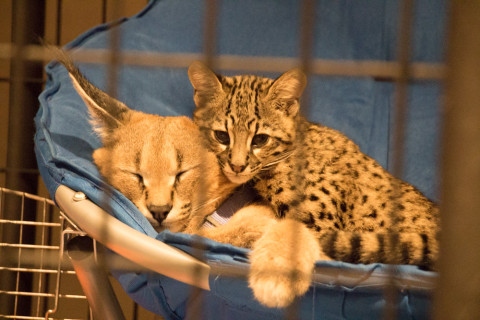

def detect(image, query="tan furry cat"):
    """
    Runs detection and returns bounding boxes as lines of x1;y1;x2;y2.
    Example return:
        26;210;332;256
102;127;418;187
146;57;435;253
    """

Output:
188;61;440;274
56;51;322;308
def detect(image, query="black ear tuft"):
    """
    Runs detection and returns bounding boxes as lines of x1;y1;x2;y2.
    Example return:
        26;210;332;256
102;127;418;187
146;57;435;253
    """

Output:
49;46;132;140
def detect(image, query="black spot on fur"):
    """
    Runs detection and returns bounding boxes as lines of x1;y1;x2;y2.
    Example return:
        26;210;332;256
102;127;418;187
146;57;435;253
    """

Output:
369;210;377;218
362;195;368;204
348;234;362;263
401;242;410;264
275;187;284;195
420;233;431;269
291;200;300;207
277;204;289;218
330;181;340;191
321;187;330;195
305;213;316;228
309;194;319;201
340;202;347;212
323;231;338;259
377;233;385;263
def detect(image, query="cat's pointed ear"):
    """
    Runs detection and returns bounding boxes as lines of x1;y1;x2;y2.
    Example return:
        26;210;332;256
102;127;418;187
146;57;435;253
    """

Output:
68;72;131;140
188;61;224;108
267;68;307;116
50;46;131;141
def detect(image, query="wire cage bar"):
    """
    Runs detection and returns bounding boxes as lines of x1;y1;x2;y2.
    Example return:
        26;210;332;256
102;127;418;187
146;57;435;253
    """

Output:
0;187;88;320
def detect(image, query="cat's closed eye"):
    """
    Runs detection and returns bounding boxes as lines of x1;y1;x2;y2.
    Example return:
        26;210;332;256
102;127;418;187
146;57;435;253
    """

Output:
214;130;230;145
131;172;144;185
175;170;187;182
252;134;269;148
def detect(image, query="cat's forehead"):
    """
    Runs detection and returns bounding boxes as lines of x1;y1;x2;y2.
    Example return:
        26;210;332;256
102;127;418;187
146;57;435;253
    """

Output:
221;75;272;118
222;74;273;93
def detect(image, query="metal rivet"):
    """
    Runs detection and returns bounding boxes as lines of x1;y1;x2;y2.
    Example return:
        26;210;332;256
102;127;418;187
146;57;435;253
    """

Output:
73;192;87;202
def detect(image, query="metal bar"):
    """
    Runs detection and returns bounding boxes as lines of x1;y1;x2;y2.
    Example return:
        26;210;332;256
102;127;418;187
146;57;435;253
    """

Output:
0;267;73;274
298;0;316;117
0;220;61;227
0;44;445;80
3;316;84;320
0;187;56;204
56;0;63;45
284;1;318;318
185;2;220;318
2;0;45;307
45;219;69;319
0;244;60;250
203;0;218;69
434;1;480;319
0;291;86;300
66;236;126;320
384;0;415;319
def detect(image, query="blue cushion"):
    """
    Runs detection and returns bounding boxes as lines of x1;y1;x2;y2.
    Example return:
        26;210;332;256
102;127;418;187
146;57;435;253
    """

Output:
35;0;445;318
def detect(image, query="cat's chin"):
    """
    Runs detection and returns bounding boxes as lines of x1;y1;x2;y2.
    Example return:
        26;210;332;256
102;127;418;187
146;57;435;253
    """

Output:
223;172;253;185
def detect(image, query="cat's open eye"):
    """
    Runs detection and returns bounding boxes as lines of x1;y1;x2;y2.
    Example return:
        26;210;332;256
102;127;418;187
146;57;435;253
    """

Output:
252;134;270;148
214;130;230;145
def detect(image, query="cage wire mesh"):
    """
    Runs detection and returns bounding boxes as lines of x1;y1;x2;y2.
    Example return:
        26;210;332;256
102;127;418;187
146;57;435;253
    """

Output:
1;0;480;319
0;187;89;319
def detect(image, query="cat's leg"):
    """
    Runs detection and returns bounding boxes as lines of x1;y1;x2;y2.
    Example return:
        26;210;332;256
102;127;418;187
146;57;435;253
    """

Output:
198;204;277;248
248;219;329;308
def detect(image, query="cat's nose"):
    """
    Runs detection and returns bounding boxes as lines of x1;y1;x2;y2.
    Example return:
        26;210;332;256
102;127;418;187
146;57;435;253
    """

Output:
148;204;172;222
230;163;246;173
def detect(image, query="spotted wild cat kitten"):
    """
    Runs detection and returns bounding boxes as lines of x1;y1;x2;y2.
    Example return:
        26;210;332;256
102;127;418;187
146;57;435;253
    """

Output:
53;49;323;308
188;61;440;272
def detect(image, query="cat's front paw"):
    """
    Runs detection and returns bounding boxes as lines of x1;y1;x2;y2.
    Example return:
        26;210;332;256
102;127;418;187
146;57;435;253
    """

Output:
248;219;320;308
249;262;312;308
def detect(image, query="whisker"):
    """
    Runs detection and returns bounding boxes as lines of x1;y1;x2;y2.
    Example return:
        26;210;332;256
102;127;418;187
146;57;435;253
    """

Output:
262;151;295;169
192;195;225;212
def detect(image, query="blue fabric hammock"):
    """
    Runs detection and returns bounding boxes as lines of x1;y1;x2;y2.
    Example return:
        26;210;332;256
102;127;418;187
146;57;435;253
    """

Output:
35;0;445;319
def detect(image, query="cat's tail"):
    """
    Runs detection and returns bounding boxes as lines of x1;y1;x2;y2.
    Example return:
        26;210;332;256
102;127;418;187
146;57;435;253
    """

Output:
319;229;439;270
